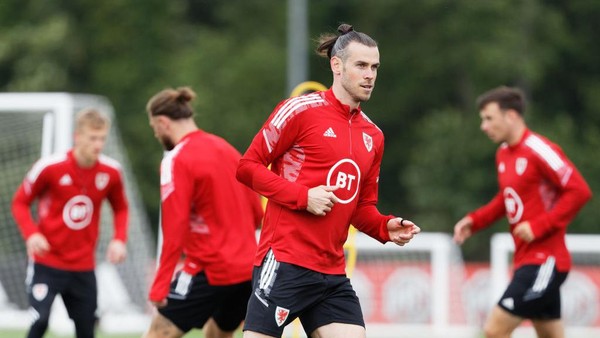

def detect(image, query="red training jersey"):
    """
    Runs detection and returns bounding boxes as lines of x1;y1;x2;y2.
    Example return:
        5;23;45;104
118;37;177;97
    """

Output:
469;129;592;271
149;130;263;302
12;150;129;271
237;89;394;275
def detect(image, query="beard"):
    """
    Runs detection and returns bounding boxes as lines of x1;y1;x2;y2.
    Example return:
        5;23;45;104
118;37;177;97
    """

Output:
341;77;372;103
161;135;175;151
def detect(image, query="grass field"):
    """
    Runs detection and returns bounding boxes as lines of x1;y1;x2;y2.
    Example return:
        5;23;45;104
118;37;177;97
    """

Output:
0;330;244;338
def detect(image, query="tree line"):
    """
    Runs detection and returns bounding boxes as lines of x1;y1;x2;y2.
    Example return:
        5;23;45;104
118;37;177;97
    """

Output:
1;0;598;260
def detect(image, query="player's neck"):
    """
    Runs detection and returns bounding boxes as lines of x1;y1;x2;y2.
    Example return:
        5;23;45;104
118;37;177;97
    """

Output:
332;83;360;111
73;149;97;168
507;123;527;146
171;119;199;146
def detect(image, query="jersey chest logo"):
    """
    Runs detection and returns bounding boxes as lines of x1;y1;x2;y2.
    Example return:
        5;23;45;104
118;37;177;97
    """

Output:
503;187;523;223
63;195;94;230
326;159;361;204
515;157;528;176
363;132;373;152
95;172;110;190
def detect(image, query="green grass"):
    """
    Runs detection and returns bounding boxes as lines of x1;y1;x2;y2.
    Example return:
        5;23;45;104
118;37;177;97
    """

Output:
0;329;228;338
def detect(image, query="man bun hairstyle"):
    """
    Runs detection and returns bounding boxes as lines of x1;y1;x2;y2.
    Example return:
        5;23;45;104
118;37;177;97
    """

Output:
146;86;196;119
316;23;377;61
477;86;526;116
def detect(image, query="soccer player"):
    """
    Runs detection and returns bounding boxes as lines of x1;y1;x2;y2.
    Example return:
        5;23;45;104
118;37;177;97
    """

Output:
12;108;129;338
453;86;592;338
236;23;421;338
144;87;263;338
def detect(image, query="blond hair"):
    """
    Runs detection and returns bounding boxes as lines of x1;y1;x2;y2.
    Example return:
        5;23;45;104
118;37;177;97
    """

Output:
75;108;111;131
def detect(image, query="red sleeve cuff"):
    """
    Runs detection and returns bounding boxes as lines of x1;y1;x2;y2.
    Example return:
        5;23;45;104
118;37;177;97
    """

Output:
296;186;309;210
378;215;395;243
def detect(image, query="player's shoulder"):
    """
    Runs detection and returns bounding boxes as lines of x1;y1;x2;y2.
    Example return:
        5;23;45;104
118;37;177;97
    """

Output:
98;154;123;172
359;110;383;133
522;131;569;169
26;152;69;182
270;92;328;129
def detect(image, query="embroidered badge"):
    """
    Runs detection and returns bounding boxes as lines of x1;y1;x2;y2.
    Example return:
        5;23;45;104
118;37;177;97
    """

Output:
275;306;290;327
362;132;373;152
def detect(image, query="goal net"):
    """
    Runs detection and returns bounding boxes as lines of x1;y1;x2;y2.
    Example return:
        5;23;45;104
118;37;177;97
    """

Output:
0;93;154;334
491;233;600;338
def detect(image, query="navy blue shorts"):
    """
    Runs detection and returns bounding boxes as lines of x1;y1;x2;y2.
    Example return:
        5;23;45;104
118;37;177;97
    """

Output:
498;257;568;320
244;250;364;337
27;263;97;332
158;271;252;333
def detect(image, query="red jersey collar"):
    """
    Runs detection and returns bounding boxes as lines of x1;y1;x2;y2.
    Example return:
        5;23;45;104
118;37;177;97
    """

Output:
323;88;362;117
68;149;99;169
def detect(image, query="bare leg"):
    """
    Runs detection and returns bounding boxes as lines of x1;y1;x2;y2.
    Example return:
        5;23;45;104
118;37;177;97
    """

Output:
204;318;236;338
311;323;365;338
483;305;523;338
532;318;564;338
242;330;277;338
143;312;184;338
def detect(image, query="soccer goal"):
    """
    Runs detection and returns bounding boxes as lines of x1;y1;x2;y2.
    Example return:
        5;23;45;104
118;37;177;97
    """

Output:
491;233;600;338
281;232;482;338
0;93;154;334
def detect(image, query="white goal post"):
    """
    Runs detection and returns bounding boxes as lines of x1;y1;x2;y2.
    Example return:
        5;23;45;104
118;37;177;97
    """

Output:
325;232;479;338
0;93;154;334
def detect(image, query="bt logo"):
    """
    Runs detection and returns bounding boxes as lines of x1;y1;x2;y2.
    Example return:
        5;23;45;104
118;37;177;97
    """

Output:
327;159;361;204
62;195;94;230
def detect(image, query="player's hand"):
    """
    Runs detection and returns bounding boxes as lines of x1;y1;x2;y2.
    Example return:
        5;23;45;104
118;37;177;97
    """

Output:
513;221;535;243
151;299;167;308
453;216;473;245
106;239;127;264
387;217;420;246
26;233;50;257
307;185;339;216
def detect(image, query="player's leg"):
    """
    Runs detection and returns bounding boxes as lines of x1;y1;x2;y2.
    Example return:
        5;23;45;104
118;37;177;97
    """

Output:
311;323;365;338
144;312;184;338
482;305;522;338
530;267;568;338
299;274;365;338
206;280;252;338
145;271;221;338
62;270;97;338
531;319;564;338
26;263;64;338
243;250;326;337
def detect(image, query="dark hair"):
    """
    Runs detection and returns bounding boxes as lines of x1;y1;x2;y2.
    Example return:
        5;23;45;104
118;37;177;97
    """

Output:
476;86;526;116
146;87;196;119
316;23;377;60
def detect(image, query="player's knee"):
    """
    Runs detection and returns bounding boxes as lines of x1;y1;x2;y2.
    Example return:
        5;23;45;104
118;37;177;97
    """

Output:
204;318;235;338
482;324;507;338
29;307;50;329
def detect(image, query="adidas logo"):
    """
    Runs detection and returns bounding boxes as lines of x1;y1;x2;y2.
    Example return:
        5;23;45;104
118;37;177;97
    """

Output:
59;174;72;186
323;127;337;138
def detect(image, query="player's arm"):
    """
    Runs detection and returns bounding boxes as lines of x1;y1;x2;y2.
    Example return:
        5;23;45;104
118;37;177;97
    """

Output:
106;167;129;264
149;156;194;306
350;142;419;245
11;164;51;257
245;187;264;229
527;149;592;239
464;191;505;235
237;102;309;210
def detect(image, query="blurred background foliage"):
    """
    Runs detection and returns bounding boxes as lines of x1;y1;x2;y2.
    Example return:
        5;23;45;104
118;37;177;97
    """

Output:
1;0;598;261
